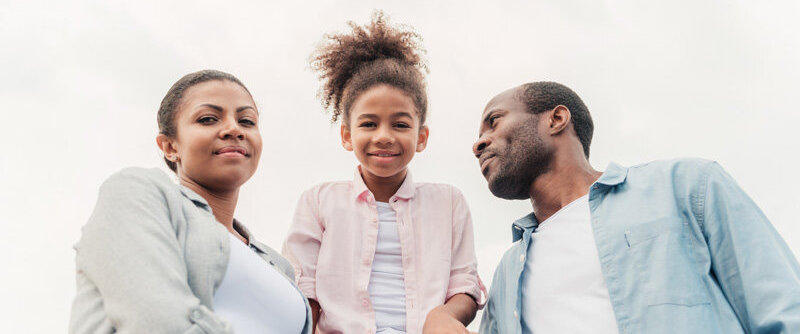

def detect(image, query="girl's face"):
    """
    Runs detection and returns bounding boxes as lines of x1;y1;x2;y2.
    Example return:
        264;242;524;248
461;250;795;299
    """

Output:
341;85;429;180
157;80;262;192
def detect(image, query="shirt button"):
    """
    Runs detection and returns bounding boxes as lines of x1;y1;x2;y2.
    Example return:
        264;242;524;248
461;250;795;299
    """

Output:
190;309;202;321
519;254;525;262
362;298;369;307
513;309;518;318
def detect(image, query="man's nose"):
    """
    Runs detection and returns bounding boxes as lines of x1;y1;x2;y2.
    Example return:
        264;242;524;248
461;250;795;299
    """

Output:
473;136;489;157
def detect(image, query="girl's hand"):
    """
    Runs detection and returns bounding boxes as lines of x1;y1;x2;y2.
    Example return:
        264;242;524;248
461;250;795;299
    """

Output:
422;305;475;334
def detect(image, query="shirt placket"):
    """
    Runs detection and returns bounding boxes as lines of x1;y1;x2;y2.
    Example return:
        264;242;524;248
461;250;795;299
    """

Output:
360;194;379;334
391;196;417;331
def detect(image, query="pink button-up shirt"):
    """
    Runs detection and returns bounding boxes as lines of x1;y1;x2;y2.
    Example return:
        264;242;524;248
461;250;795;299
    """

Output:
282;167;485;333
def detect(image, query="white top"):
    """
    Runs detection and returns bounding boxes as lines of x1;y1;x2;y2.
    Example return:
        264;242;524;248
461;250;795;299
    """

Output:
369;202;407;333
521;194;619;334
214;234;307;334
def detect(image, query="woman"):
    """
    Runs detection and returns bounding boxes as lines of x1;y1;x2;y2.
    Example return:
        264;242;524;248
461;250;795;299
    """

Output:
69;70;312;333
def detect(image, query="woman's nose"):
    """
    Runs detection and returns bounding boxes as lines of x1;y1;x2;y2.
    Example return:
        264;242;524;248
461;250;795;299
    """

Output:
220;118;245;140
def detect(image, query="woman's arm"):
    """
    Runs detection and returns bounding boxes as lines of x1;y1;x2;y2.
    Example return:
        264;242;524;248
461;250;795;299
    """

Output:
423;293;478;333
70;169;231;334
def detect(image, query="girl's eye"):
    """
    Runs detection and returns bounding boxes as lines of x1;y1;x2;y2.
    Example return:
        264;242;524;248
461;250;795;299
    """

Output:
239;118;256;126
198;116;218;124
359;122;376;128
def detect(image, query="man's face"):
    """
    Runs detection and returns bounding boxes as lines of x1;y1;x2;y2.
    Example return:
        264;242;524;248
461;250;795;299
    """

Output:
473;86;553;200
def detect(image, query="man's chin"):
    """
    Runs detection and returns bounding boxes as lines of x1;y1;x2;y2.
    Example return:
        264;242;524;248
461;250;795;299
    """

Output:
488;176;531;200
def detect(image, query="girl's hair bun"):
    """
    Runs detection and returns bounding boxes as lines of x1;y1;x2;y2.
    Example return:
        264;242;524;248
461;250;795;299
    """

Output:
311;11;428;124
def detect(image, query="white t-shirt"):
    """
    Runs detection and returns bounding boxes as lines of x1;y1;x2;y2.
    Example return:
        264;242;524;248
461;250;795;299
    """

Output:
213;234;307;334
521;194;619;334
368;201;407;333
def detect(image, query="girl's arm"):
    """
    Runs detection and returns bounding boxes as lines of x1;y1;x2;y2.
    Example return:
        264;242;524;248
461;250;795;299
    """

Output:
423;293;478;333
70;169;231;334
282;186;325;331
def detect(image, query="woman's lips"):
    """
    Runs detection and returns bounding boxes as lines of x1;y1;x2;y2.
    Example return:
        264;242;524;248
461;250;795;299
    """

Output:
215;146;248;157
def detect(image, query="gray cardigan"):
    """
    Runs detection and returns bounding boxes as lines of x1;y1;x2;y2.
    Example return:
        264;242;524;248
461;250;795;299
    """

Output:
69;167;312;333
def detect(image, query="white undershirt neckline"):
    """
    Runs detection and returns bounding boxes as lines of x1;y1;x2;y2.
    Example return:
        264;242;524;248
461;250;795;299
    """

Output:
521;194;620;334
213;233;306;334
369;201;407;333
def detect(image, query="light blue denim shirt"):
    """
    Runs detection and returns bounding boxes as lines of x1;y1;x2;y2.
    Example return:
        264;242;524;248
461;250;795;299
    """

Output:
480;158;800;334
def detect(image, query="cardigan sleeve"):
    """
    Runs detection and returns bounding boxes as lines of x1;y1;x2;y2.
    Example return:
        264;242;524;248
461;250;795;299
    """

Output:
69;169;231;334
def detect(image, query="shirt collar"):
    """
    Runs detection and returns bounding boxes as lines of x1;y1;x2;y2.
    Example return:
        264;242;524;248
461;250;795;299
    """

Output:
351;165;417;201
179;185;210;210
594;161;628;187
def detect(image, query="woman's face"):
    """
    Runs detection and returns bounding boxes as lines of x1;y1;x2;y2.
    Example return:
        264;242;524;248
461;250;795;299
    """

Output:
158;80;262;192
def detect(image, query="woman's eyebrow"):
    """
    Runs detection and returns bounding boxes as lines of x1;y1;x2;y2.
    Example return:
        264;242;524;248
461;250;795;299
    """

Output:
236;106;256;113
199;103;224;112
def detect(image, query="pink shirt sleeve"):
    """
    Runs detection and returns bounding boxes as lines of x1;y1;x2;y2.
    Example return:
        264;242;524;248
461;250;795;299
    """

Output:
282;187;323;301
446;187;487;308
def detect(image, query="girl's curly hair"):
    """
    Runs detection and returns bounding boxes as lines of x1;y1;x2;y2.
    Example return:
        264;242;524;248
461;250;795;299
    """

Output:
310;11;429;125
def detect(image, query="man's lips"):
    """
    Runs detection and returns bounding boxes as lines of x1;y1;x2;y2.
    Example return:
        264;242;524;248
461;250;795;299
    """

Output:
479;154;496;174
214;146;249;157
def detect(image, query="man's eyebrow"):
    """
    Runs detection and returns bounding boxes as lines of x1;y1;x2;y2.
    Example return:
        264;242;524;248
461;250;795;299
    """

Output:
483;109;504;123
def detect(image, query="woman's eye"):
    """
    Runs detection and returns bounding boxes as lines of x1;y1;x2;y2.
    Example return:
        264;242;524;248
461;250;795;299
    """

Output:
239;118;256;126
198;116;217;124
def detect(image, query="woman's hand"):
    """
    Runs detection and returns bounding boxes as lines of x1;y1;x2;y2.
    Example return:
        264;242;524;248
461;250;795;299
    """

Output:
422;305;476;334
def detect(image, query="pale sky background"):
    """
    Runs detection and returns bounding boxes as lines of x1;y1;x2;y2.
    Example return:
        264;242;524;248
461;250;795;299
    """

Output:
2;0;799;332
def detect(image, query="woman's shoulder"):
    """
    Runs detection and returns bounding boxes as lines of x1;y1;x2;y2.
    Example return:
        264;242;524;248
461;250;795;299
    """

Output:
101;167;176;193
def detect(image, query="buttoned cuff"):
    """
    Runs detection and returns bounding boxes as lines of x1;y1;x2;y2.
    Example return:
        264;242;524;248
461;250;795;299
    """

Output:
186;305;232;333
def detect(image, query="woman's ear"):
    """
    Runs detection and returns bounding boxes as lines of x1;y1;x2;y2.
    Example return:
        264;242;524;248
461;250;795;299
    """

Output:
156;134;180;162
340;124;354;151
416;125;429;152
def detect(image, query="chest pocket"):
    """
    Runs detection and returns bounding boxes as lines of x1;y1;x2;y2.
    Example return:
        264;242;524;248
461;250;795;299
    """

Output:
624;218;710;307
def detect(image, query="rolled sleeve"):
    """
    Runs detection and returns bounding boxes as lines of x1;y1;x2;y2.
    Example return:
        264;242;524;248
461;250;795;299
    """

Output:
447;187;487;307
282;187;324;301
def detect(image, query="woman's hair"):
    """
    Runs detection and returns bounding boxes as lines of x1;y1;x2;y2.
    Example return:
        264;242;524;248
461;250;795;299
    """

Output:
157;69;251;171
310;11;428;126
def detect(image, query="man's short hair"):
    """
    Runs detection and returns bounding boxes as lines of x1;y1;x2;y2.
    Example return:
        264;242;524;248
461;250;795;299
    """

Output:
517;82;594;158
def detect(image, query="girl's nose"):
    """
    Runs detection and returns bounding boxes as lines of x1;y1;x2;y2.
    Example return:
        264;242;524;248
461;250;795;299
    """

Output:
373;126;394;145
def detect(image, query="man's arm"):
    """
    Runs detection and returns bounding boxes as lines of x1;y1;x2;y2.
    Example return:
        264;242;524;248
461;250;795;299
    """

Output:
698;162;800;333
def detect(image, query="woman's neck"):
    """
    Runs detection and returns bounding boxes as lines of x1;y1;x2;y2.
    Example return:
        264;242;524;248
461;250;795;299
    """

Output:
179;175;240;232
360;166;407;202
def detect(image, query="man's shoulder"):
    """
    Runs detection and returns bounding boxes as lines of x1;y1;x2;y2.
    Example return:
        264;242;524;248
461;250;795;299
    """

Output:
626;157;717;184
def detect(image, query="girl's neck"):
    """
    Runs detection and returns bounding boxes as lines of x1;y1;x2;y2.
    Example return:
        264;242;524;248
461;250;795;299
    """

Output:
179;175;239;231
360;166;407;202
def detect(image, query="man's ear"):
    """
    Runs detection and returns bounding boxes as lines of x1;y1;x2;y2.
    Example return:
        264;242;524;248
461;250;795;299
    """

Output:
156;134;180;163
340;124;354;151
416;125;429;152
548;105;572;135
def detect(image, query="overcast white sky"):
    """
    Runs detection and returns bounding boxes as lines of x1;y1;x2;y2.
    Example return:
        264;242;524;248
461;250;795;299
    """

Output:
2;0;799;332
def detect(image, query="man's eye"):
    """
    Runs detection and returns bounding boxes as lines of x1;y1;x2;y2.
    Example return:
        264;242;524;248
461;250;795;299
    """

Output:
489;115;500;127
394;122;410;128
198;116;217;124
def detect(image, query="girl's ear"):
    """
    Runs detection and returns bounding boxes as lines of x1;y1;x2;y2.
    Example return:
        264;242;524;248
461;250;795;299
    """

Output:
415;125;429;152
156;134;180;163
340;123;354;151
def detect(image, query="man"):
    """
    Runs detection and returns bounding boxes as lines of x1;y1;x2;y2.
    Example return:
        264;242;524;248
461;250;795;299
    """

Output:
474;82;800;333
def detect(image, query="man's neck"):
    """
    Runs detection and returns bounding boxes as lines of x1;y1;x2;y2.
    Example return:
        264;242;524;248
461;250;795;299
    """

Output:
179;176;239;230
529;154;602;223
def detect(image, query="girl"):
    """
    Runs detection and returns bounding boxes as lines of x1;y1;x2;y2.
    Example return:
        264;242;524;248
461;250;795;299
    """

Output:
283;13;485;333
69;70;312;333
